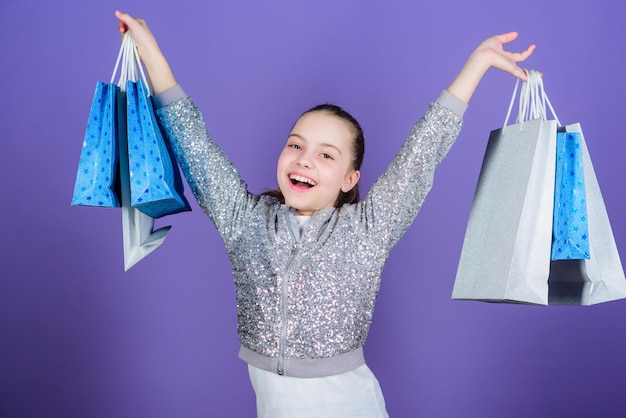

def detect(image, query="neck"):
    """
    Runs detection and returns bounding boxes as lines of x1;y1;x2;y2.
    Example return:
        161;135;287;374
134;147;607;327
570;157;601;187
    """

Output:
293;209;314;216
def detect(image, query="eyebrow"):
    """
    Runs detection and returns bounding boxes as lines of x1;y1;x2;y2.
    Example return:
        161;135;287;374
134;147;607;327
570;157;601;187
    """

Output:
288;133;343;156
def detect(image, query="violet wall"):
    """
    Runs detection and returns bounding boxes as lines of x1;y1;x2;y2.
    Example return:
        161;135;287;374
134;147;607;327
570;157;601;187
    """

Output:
2;0;626;417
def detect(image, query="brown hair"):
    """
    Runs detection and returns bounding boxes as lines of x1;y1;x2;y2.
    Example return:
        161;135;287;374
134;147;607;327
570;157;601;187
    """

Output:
263;104;365;207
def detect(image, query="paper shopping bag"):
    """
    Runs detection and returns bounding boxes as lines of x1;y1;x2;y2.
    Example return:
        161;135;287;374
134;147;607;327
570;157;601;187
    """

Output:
117;86;171;270
72;31;177;269
71;81;121;207
452;71;626;305
547;123;626;305
551;131;590;260
126;79;191;218
452;117;557;305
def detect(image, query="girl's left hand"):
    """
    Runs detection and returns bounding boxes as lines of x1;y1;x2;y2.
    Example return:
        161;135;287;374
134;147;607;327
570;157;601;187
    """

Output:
447;32;537;104
470;32;536;81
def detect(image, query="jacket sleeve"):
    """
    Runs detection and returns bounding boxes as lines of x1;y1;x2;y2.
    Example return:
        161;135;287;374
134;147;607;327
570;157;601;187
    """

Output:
358;90;465;252
154;86;259;244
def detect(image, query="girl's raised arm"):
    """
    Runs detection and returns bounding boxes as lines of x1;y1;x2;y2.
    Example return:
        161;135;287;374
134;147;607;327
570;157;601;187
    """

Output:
447;32;536;104
115;10;178;95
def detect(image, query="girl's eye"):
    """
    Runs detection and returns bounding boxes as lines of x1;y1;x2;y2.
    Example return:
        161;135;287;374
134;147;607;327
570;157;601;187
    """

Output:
288;144;302;150
321;153;333;160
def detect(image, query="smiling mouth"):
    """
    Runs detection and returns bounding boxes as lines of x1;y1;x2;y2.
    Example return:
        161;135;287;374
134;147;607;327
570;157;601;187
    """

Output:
289;174;317;188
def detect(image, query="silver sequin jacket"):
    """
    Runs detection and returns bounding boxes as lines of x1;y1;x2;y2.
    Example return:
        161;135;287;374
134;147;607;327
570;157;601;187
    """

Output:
155;87;464;377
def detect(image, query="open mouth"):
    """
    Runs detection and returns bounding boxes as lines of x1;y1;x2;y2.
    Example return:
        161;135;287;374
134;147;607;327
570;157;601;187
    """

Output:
289;174;317;189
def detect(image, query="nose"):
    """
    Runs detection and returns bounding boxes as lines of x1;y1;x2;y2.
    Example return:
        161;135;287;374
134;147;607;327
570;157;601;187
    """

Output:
296;153;314;168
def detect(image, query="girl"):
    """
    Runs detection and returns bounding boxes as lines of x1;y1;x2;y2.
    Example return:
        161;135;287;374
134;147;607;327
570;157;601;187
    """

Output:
116;10;535;417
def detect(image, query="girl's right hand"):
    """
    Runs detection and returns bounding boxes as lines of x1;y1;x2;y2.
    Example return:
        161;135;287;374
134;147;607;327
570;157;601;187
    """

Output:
115;10;177;95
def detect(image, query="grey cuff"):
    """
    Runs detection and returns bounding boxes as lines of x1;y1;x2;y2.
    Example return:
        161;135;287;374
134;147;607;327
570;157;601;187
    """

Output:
436;90;468;118
152;84;187;109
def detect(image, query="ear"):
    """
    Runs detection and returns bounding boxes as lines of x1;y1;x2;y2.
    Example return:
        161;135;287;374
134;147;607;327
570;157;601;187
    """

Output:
341;170;361;193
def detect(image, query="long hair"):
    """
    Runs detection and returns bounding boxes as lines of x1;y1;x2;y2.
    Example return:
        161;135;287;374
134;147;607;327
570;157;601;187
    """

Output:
263;104;365;207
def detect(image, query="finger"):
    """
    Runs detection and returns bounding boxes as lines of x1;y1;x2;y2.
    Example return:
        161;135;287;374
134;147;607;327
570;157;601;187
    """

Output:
115;10;132;21
517;44;536;62
117;20;127;34
521;44;537;58
514;67;528;81
494;31;519;45
503;44;536;62
115;10;140;30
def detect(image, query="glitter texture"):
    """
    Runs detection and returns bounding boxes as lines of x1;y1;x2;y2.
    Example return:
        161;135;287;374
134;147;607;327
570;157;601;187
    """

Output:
551;131;590;259
72;82;120;207
126;80;190;218
156;97;462;375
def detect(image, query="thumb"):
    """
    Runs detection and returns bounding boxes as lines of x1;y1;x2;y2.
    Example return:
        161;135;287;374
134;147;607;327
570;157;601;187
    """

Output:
115;10;139;33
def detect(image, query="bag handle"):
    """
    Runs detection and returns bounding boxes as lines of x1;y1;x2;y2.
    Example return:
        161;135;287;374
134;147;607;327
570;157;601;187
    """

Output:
110;32;152;94
503;69;560;130
111;33;131;89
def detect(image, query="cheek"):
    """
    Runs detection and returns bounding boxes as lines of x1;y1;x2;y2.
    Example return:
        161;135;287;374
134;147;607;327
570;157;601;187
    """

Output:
276;151;294;183
320;166;344;187
276;151;289;171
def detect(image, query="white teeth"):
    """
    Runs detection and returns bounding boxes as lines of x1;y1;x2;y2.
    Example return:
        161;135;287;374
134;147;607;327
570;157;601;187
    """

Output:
289;174;317;186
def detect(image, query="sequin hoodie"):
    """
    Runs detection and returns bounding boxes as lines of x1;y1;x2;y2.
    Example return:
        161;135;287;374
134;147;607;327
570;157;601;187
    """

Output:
155;87;464;378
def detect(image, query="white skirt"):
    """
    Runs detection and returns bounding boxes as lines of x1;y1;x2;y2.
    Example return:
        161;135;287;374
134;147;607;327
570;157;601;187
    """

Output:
248;364;389;418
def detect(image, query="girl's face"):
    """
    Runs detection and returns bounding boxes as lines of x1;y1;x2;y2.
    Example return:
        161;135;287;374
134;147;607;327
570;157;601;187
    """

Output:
277;111;360;216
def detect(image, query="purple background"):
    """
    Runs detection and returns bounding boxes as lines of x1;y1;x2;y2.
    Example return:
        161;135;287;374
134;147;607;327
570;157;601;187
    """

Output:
2;0;626;417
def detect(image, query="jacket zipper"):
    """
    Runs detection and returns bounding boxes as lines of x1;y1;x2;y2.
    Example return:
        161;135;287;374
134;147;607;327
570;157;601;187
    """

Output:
277;209;313;375
277;241;298;375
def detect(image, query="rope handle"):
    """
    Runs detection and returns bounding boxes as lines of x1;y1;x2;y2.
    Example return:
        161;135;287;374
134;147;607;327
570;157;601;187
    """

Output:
502;69;560;131
110;32;152;95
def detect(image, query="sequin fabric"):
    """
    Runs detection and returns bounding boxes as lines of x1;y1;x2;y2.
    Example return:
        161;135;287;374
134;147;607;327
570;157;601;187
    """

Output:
156;97;462;375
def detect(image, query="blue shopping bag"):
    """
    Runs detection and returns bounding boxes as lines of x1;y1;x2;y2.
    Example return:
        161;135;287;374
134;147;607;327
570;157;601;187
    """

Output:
71;82;121;207
125;79;191;218
551;131;590;260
